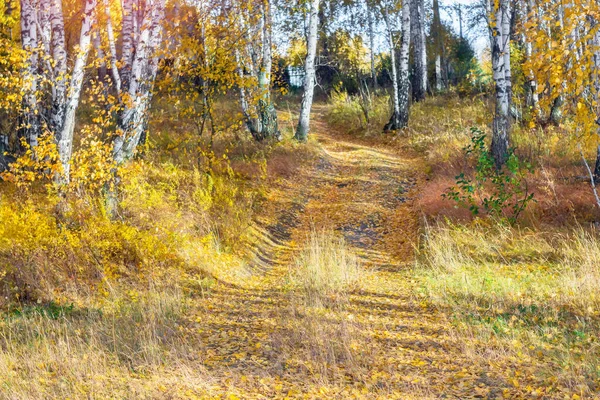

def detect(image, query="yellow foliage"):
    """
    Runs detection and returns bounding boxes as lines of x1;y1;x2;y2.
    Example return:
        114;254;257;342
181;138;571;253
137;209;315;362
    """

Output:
1;132;62;189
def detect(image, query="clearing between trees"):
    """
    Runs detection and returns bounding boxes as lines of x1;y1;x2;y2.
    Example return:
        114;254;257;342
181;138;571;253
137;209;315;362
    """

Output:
1;101;597;399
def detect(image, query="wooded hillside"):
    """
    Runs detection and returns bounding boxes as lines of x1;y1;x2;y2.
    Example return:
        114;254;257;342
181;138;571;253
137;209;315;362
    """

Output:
0;0;599;398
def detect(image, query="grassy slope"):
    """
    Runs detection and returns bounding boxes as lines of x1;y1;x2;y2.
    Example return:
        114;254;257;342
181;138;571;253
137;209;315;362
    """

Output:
326;91;600;397
1;92;600;399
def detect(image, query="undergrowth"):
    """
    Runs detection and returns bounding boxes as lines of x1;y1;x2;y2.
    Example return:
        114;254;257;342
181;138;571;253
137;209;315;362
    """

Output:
417;221;600;394
0;95;307;398
325;90;390;136
277;230;372;386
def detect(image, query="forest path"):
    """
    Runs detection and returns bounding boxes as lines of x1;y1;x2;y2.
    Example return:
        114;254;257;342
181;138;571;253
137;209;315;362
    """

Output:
187;107;499;398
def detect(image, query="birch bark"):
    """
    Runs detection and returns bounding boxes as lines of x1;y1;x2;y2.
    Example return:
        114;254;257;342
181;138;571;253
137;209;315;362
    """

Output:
382;6;400;132
236;0;280;141
433;0;443;92
490;0;512;168
368;8;377;91
411;0;427;101
56;0;98;183
121;0;135;89
114;0;166;165
397;0;411;128
49;0;67;134
295;0;320;142
20;0;40;148
590;18;600;182
524;0;539;117
104;0;122;94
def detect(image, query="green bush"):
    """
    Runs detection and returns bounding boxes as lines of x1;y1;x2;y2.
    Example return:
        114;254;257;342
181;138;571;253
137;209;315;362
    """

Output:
444;127;535;223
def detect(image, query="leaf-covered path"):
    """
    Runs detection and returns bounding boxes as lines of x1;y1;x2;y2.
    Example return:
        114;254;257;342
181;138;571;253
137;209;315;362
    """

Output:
182;110;504;399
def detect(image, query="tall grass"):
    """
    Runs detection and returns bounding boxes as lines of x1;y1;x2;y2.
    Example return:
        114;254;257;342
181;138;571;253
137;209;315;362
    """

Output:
0;285;207;398
275;230;370;385
291;229;362;305
325;90;391;136
417;221;600;393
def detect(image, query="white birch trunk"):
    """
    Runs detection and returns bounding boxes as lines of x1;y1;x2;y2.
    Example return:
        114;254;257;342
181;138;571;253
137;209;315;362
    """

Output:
411;0;427;101
56;0;97;183
108;0;165;215
295;0;320;142
435;55;442;92
49;0;67;134
433;0;443;92
20;0;40;147
490;0;512;168
251;0;280;140
121;0;135;89
589;17;600;182
382;7;400;131
103;0;122;95
37;0;51;56
397;0;411;128
524;0;540;117
114;0;165;165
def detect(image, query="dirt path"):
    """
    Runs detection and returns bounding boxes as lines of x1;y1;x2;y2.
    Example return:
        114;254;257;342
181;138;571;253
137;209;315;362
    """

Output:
187;109;499;399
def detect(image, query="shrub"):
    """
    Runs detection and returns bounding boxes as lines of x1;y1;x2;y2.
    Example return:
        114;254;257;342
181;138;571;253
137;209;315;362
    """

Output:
326;90;390;135
444;127;535;223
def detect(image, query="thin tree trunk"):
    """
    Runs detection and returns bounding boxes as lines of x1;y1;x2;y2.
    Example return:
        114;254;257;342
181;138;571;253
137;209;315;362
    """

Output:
397;0;411;128
108;0;165;216
382;7;400;132
368;8;377;91
103;0;122;95
93;29;107;82
37;0;51;55
524;0;540;117
20;0;40;148
590;19;600;183
49;0;67;134
411;0;426;102
250;0;280;141
115;0;165;164
295;0;320;142
56;0;98;183
121;0;135;89
490;0;512;168
433;0;443;92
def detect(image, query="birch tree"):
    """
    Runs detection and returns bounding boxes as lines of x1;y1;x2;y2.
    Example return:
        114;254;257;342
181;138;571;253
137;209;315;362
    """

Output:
17;0;98;182
104;0;166;214
489;0;512;168
411;0;426;102
381;2;400;131
19;0;40;148
397;0;411;128
111;0;166;166
382;0;411;132
236;0;281;141
432;0;444;92
48;0;67;135
56;0;98;183
295;0;321;142
523;0;539;117
368;7;377;90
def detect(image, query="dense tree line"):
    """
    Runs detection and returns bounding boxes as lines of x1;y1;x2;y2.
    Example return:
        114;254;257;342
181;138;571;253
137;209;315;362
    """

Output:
2;0;600;207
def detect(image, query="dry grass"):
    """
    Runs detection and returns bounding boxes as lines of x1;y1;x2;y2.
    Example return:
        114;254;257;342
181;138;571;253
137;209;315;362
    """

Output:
0;95;313;397
0;285;214;399
275;230;372;386
325;90;392;136
290;229;363;305
417;221;600;394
